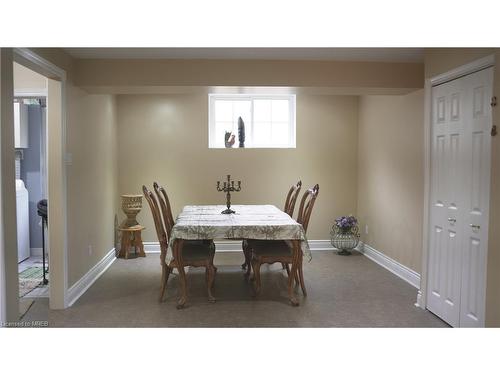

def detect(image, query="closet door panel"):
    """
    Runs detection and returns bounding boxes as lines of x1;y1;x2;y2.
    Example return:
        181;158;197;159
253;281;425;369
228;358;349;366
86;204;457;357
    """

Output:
459;68;493;327
427;79;464;327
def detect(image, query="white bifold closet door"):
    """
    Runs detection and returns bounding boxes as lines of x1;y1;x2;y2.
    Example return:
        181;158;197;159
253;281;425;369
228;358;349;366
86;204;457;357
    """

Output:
427;67;493;327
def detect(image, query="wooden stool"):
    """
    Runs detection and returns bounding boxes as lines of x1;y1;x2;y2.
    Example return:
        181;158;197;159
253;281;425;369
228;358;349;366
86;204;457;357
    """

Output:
118;225;146;259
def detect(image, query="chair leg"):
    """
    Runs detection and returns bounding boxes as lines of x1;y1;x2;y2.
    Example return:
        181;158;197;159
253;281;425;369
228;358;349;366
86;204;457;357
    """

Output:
159;265;171;302
205;265;215;290
285;263;290;276
207;265;216;303
208;242;218;279
164;266;172;291
251;259;262;296
245;255;252;280
241;240;250;270
208;244;217;286
285;263;299;287
298;263;307;296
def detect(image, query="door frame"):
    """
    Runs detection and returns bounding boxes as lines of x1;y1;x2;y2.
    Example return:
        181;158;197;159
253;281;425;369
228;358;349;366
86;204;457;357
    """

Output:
13;48;69;309
417;55;495;316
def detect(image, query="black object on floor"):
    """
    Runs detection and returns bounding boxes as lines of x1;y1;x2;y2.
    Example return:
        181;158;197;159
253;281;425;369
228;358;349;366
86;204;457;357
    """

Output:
37;199;48;285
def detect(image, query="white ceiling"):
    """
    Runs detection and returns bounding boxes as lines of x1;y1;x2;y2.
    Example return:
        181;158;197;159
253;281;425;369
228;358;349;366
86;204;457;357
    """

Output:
64;48;424;62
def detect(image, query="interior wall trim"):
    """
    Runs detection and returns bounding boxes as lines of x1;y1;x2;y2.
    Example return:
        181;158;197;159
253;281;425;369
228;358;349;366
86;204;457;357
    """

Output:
13;48;66;81
359;242;421;289
14;89;48;97
430;54;494;87
67;248;116;307
13;47;69;310
143;239;336;253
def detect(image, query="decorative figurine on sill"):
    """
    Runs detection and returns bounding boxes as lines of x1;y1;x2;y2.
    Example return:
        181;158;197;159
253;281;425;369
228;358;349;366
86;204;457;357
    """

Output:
224;131;235;148
238;116;245;148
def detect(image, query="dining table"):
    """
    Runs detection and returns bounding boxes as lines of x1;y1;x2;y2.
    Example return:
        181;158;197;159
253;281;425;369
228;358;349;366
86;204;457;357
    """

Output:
167;204;311;307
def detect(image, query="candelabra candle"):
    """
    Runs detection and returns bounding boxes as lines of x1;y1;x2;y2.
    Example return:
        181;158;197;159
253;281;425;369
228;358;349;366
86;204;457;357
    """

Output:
216;174;242;214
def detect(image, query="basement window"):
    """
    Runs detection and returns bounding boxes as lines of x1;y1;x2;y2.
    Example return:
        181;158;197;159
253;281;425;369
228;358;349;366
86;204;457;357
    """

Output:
208;94;296;148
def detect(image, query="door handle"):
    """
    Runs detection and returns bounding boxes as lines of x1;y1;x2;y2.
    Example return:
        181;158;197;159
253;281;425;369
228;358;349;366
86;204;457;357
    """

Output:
448;218;457;224
470;224;481;230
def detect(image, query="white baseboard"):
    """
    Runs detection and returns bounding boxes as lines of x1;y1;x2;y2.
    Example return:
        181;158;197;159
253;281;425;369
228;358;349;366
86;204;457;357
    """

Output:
143;239;336;253
30;247;43;257
415;289;424;309
358;242;421;289
144;242;162;253
309;240;335;251
67;248;116;307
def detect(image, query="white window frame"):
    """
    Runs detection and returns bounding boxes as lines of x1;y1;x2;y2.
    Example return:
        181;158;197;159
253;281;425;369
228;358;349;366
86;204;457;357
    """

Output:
208;94;296;149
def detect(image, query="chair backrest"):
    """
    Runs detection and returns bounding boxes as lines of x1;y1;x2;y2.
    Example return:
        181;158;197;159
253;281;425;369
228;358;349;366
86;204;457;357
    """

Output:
153;182;175;238
284;180;302;217
296;184;319;234
143;185;168;261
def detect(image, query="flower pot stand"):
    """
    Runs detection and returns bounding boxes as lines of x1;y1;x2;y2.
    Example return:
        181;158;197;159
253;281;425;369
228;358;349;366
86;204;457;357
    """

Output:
118;225;146;259
337;248;353;256
330;225;360;257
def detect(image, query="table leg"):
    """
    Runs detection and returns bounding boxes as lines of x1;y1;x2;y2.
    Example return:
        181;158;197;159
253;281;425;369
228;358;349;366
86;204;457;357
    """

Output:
174;239;187;309
287;240;300;306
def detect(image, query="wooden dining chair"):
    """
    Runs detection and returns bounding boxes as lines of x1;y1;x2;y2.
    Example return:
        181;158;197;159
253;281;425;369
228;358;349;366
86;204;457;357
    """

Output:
284;180;302;217
248;184;319;297
152;182;175;238
241;180;302;273
143;185;217;306
153;182;216;266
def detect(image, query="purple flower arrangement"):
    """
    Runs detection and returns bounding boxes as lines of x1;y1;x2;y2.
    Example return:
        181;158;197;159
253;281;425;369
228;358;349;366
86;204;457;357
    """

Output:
334;215;358;232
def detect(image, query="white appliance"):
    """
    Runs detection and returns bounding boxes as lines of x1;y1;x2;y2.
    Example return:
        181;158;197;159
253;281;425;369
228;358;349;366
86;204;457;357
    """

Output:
16;179;30;263
427;67;493;327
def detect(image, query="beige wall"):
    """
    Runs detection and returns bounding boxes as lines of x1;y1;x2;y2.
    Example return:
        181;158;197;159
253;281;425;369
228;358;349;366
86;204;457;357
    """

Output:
75;58;423;91
116;93;359;241
46;78;67;308
66;88;118;286
357;90;425;272
424;48;495;78
13;62;46;93
424;48;500;327
20;49;120;288
28;48;75;80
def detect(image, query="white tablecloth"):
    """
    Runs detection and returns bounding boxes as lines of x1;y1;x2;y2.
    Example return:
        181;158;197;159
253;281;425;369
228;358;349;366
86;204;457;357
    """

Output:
167;205;311;262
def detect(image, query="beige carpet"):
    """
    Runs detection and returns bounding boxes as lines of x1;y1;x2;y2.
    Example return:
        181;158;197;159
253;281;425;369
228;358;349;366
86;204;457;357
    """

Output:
22;251;449;327
19;299;35;319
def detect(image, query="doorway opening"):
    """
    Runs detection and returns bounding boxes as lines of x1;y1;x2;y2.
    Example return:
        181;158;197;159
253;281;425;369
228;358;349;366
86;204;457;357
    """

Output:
13;63;49;318
9;48;68;322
